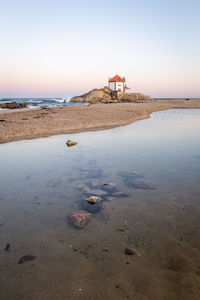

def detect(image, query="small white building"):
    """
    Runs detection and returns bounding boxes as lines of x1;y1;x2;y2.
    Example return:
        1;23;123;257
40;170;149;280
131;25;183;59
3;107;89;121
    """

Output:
108;74;129;92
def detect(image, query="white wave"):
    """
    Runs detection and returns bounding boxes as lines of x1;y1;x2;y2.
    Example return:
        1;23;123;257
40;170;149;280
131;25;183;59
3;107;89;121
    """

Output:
53;98;67;103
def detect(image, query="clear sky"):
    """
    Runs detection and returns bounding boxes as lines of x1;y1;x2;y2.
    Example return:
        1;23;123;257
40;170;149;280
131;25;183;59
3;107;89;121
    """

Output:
0;0;200;98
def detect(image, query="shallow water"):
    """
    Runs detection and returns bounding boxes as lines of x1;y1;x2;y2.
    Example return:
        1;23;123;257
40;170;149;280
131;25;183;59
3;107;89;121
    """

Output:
0;109;200;300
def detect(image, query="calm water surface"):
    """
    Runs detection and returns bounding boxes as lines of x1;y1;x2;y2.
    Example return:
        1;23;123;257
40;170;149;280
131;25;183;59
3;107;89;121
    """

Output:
0;109;200;300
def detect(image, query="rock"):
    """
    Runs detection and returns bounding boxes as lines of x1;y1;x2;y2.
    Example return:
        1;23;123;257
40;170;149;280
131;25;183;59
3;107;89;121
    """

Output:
124;248;135;255
70;89;112;104
102;182;117;193
4;243;10;252
102;87;111;94
70;88;151;104
0;102;27;109
80;199;103;214
127;178;156;190
18;255;36;264
87;196;101;204
69;211;91;229
66;140;77;147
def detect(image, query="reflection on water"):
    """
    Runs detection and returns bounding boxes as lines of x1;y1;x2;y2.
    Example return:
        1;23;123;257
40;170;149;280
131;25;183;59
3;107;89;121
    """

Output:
0;109;200;300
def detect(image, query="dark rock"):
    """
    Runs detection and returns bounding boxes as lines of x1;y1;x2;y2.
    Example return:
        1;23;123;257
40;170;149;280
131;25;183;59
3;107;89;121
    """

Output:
4;243;10;252
79;199;103;214
69;210;91;229
126;178;156;190
124;248;135;255
0;119;6;122
102;182;117;193
18;255;36;264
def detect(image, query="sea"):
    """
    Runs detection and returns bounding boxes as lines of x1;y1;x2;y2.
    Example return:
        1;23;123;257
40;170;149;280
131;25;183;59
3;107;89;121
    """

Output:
0;97;86;109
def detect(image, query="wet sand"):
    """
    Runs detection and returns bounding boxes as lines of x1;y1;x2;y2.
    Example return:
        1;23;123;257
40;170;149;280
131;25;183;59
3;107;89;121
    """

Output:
0;98;200;144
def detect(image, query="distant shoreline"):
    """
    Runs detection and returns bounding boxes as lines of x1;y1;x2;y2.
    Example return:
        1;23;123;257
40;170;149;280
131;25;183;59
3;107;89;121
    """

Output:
0;98;200;144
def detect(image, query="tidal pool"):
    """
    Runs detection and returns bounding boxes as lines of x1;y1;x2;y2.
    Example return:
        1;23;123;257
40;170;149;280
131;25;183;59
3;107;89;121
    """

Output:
0;109;200;300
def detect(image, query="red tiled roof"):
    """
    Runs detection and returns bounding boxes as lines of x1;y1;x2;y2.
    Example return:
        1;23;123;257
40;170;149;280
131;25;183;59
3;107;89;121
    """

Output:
109;74;125;82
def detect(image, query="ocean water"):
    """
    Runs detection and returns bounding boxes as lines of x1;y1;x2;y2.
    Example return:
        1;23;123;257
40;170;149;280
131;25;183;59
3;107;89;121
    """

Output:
0;109;200;300
0;97;86;109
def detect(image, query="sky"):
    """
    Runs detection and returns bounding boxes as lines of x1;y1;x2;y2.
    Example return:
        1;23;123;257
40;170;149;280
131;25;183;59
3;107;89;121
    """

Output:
0;0;200;98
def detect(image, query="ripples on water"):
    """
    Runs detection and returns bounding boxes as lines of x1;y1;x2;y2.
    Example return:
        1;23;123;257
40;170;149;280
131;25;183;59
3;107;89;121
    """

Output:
0;109;200;300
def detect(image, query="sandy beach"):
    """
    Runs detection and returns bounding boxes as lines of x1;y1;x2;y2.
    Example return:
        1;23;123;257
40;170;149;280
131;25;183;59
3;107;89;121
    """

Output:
0;99;200;144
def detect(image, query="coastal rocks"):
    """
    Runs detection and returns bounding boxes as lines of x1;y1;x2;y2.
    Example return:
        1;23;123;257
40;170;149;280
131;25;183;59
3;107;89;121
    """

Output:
126;178;156;190
70;89;112;104
70;87;151;104
69;210;91;229
0;102;27;109
66;140;77;147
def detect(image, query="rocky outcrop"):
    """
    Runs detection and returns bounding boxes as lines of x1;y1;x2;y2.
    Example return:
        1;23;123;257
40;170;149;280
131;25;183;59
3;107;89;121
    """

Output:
70;87;151;104
0;102;27;109
70;88;112;104
69;210;91;229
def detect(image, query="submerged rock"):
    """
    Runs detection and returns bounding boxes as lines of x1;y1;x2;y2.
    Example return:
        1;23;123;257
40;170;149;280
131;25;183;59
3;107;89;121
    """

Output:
80;198;103;214
18;255;36;264
66;140;77;147
69;210;91;229
102;182;117;193
126;178;156;190
124;248;135;255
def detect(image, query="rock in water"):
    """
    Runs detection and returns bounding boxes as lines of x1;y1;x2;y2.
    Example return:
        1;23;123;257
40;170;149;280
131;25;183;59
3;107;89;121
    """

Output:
87;196;100;204
80;199;103;214
18;255;36;264
66;140;77;147
124;248;135;255
69;211;91;229
127;178;156;190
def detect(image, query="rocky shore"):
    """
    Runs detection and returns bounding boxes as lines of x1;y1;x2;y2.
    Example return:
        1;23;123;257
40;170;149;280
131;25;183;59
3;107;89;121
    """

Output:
70;87;151;103
0;98;200;144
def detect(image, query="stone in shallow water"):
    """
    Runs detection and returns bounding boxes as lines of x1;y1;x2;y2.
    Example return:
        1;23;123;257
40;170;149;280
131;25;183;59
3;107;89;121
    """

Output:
126;178;156;190
18;255;36;264
69;211;91;229
87;196;101;204
79;198;103;213
124;248;135;255
66;140;77;147
101;182;117;193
